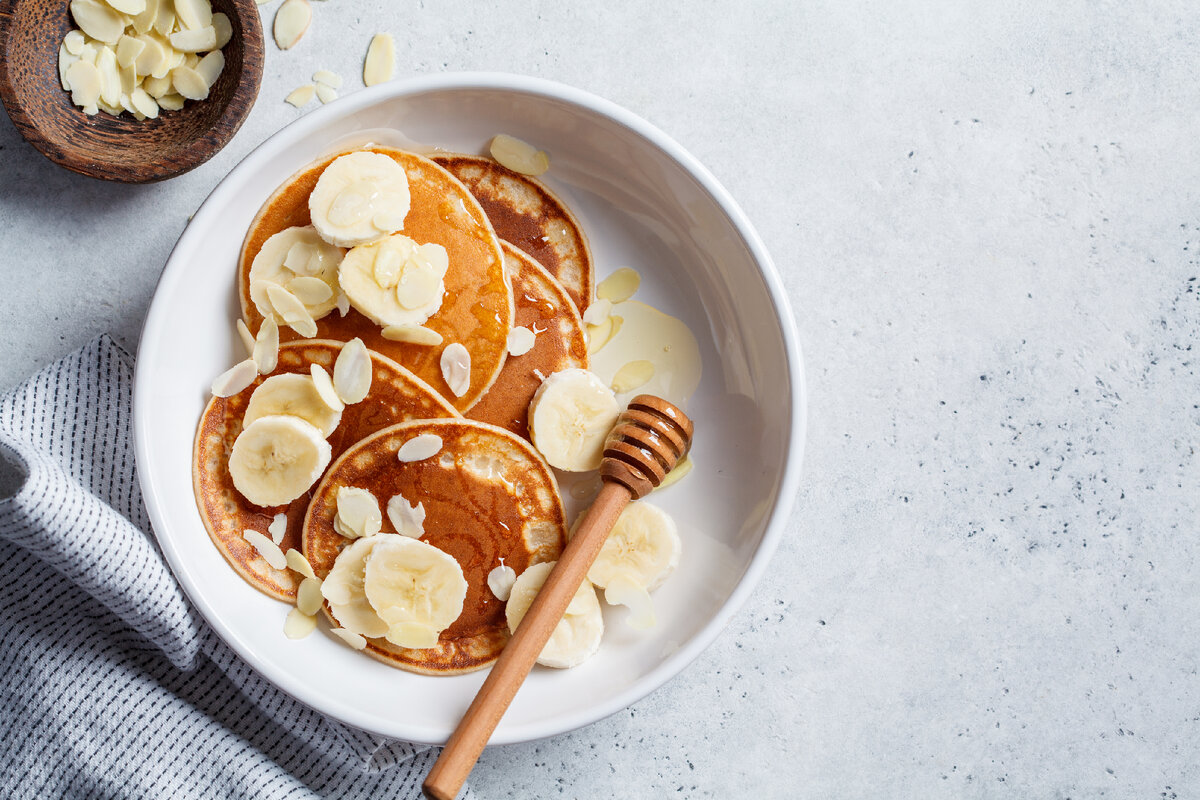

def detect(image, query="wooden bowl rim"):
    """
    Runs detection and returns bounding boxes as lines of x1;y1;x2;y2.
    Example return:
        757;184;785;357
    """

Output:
0;0;265;183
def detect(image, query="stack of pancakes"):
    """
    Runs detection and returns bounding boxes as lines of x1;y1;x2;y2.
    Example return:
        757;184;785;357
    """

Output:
193;147;596;674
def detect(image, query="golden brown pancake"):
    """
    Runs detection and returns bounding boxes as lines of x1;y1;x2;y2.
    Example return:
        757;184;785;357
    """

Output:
239;147;513;412
193;340;458;601
432;153;593;315
303;419;567;675
466;241;588;440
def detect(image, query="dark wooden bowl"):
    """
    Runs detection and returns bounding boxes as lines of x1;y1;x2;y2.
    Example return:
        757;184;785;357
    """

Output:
0;0;264;183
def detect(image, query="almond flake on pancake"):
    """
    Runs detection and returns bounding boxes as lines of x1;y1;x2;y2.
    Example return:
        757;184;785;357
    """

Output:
297;576;324;615
396;433;442;462
253;317;279;374
243;529;287;570
236;319;255;356
211;358;258;397
382;325;442;345
440;342;471;397
266;284;318;337
285;548;317;579
333;338;372;404
386;494;425;538
269;513;288;545
506;326;535;356
333;486;382;539
309;364;345;413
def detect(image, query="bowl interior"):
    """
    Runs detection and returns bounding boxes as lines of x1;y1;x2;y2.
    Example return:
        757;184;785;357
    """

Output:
0;0;262;182
135;75;802;744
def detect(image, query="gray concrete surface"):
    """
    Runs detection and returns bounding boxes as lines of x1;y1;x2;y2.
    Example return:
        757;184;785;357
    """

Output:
3;1;1199;797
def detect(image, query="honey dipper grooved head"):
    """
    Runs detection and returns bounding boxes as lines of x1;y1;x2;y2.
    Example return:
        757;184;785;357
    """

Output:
600;395;694;498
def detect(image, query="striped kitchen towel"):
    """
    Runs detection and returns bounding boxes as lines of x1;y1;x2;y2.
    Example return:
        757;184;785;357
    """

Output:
0;336;469;799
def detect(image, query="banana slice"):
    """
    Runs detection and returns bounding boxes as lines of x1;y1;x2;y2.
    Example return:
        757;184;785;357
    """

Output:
242;373;343;436
338;233;449;329
228;415;331;507
505;561;604;668
248;226;344;331
309;151;411;247
527;368;620;471
362;535;467;649
320;535;390;637
584;501;681;592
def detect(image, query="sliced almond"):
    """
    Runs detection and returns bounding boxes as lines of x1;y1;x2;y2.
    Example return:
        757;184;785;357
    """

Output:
380;325;442;346
284;608;317;639
142;73;171;98
59;44;79;91
269;513;288;545
506;326;535;357
297;577;324;615
104;0;146;15
312;69;342;88
310;364;345;413
288;275;333;305
329;627;367;650
265;284;318;337
285;548;317;580
118;61;136;95
70;0;125;44
315;83;337;104
64;30;87;56
170;26;217;53
212;12;232;48
610;359;655;394
211;358;258;398
363;32;394;86
581;297;613;325
157;92;184;110
282;241;315;272
152;4;175;36
236;318;256;356
487;563;517;602
171;65;209;100
385;494;425;538
196;49;224;88
273;0;311;50
129;86;159;118
173;0;212;30
333;486;382;539
490;133;550;176
285;84;316;107
65;60;103;110
253;317;279;374
332;338;372;404
439;342;471;398
243;529;287;570
335;292;350;317
95;45;120;106
131;0;158;34
132;34;164;77
396;433;442;463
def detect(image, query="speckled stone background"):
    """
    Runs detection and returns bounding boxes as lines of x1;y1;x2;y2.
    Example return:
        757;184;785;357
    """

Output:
3;1;1199;797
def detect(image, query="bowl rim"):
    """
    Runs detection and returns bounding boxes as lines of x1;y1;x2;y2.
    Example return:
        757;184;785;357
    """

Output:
134;71;807;744
0;0;264;183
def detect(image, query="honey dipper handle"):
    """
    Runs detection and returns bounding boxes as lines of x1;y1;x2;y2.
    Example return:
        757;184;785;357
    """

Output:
423;481;633;800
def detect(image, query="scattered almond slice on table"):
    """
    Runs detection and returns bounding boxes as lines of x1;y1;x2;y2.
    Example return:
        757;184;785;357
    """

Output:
285;84;316;107
363;33;395;86
273;0;311;50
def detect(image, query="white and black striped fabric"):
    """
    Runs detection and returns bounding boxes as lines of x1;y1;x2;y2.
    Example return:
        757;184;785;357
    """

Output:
0;336;470;799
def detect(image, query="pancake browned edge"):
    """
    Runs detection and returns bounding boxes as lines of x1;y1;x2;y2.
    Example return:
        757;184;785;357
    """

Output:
238;146;514;412
466;241;587;440
193;340;459;602
432;153;593;316
303;419;567;675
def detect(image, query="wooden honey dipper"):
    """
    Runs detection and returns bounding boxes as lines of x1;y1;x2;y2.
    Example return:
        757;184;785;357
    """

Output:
423;395;694;800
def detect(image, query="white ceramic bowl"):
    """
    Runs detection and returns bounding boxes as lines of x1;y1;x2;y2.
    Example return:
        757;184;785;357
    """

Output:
134;73;805;745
